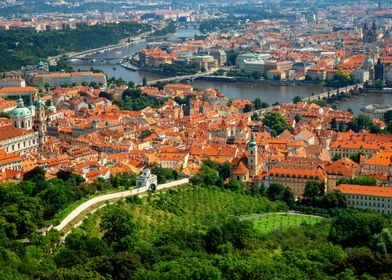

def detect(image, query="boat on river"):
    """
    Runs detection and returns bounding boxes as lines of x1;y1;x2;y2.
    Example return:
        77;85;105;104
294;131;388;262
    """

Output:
121;63;138;71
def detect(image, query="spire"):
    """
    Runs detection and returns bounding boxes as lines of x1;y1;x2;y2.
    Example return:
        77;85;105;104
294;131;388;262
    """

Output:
17;96;24;108
247;132;257;149
29;93;34;107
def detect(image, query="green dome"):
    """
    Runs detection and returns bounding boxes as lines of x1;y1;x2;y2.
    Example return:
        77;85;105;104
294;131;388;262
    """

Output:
11;98;32;118
35;99;43;108
247;133;257;149
363;58;373;66
11;107;32;118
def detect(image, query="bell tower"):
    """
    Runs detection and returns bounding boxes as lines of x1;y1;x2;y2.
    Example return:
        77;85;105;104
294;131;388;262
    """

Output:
33;95;47;146
247;133;258;177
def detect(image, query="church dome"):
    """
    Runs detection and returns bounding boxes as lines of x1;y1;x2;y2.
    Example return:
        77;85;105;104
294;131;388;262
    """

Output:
363;58;374;66
247;133;257;149
11;98;32;118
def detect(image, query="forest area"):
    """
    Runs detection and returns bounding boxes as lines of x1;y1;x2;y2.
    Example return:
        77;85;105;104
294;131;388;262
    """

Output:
1;161;392;279
0;22;151;72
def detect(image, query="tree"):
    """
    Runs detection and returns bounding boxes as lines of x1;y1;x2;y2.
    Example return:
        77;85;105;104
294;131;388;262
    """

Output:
225;179;245;193
371;228;392;254
251;113;261;121
142;77;147;86
330;118;338;131
262;112;292;135
23;166;46;182
266;183;295;207
321;190;347;209
303;180;325;205
329;210;389;247
294;114;302;123
100;206;139;250
293;96;302;104
348;114;381;133
99;91;113;100
374;79;384;90
254;98;262;110
349;152;365;163
385;110;392;124
243;104;254;113
337;175;377;186
122;88;141;100
387;121;392;134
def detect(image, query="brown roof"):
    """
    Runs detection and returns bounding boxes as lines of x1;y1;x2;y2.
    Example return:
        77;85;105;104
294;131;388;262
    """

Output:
0;125;34;141
232;161;249;175
338;184;392;198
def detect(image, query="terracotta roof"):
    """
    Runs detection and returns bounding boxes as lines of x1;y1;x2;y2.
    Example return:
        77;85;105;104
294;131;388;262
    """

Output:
0;125;34;141
338;184;392;198
0;87;37;93
232;161;249;175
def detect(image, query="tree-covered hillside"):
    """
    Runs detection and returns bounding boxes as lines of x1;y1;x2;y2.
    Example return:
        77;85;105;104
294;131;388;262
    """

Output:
1;163;392;279
0;22;151;72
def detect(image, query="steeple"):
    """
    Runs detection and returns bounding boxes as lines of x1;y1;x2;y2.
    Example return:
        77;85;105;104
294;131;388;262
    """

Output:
33;93;47;146
247;133;258;177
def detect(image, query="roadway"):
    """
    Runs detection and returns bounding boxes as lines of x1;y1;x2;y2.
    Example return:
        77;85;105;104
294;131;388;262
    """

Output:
53;178;189;237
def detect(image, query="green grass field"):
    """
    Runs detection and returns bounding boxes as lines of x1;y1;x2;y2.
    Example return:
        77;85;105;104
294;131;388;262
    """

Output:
251;213;323;233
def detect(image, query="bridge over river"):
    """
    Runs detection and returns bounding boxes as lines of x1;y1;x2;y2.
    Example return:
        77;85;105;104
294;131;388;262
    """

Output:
249;83;365;116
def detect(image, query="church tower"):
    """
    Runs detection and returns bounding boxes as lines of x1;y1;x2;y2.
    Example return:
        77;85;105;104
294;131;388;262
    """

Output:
33;95;47;146
247;133;258;177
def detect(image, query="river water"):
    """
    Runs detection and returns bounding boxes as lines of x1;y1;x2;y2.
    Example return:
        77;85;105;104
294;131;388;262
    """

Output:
73;28;392;115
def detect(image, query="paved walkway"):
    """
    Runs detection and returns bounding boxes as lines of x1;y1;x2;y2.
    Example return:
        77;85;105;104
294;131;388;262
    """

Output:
54;178;189;234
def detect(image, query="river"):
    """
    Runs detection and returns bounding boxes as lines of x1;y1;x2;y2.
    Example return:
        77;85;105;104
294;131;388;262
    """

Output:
72;28;392;115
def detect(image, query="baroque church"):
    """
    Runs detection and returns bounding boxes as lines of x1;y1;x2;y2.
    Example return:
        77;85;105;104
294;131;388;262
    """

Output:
231;133;264;182
0;94;48;154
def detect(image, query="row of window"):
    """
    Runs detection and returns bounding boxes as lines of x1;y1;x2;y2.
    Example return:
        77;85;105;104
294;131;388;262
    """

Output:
348;200;391;208
6;138;38;153
347;195;391;202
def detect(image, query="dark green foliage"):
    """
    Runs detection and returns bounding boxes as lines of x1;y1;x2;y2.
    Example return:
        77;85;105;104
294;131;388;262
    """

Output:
348;114;381;134
115;91;165;111
0;22;151;71
329;209;389;247
101;206;139;251
385;110;392;124
151;165;178;184
293;96;302;104
337;175;377;186
349;152;365;163
205;218;255;252
225;50;241;66
190;164;223;188
326;70;353;88
151;22;176;36
266;183;295;207
262;112;293;136
199;17;243;32
160;63;198;75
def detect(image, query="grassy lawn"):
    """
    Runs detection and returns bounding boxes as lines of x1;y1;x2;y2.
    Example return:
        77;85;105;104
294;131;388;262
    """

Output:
252;213;323;233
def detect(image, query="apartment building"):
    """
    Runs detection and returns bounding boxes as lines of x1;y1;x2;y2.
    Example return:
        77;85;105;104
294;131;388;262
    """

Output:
338;184;392;215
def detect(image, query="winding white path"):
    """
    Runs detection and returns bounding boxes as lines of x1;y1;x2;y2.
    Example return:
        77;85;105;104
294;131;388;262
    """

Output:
54;178;189;233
